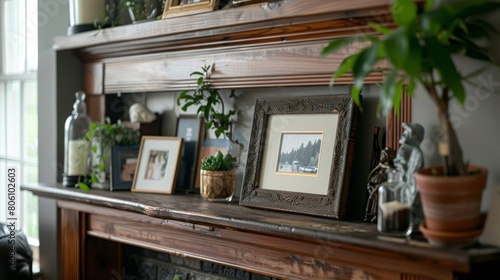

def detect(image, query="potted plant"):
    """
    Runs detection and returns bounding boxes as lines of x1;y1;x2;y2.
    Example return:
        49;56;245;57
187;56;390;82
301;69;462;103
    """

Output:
200;150;237;202
321;0;500;245
177;64;239;145
84;119;141;190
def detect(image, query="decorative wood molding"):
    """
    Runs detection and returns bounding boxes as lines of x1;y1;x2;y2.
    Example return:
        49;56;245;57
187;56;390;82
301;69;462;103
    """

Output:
22;184;500;279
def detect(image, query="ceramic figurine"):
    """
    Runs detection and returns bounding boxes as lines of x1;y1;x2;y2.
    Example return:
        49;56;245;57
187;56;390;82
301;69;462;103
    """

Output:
364;147;396;223
129;103;156;123
394;122;425;227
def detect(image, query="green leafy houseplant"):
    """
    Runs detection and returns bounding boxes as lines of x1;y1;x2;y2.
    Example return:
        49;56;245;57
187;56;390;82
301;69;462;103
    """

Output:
177;65;238;144
321;0;500;177
322;0;500;245
78;119;140;190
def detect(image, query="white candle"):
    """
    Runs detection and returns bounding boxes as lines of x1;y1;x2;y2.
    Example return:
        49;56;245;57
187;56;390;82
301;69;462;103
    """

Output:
67;139;90;176
69;0;105;26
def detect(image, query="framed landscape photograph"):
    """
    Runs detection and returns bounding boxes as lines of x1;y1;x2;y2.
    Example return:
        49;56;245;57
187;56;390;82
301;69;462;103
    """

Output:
162;0;218;19
239;94;359;219
132;136;183;194
111;145;140;191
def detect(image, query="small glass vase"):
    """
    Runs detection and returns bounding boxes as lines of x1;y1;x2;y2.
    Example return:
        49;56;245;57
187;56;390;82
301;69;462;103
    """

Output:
200;170;235;202
377;169;413;237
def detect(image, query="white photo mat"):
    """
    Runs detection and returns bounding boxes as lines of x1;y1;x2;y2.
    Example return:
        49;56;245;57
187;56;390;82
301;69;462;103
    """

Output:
132;136;183;194
259;114;338;195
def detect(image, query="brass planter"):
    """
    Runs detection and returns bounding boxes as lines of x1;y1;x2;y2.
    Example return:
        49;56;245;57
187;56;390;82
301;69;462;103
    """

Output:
200;170;235;202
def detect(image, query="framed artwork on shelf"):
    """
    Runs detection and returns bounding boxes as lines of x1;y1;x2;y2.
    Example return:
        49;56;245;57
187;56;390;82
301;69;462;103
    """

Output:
132;136;184;194
111;145;140;191
175;115;205;192
239;94;359;219
162;0;219;19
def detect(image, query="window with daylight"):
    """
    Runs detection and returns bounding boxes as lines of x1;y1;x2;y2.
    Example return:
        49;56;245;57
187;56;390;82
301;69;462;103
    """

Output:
0;0;39;249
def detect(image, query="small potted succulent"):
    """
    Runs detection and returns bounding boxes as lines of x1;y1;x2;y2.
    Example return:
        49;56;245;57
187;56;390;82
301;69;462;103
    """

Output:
200;150;237;202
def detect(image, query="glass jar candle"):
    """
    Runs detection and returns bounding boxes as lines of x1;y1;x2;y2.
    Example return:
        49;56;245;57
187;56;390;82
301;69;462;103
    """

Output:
377;169;412;237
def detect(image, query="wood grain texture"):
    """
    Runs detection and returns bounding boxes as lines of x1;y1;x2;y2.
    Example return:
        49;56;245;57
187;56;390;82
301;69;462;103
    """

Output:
78;202;449;279
55;0;395;93
53;0;395;51
22;183;500;279
85;236;122;280
239;94;358;219
59;207;83;280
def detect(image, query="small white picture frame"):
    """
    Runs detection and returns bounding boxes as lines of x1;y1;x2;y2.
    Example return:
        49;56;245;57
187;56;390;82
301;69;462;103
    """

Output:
132;136;183;194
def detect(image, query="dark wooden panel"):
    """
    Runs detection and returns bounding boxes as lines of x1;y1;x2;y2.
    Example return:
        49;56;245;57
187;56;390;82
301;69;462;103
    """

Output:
85;236;122;280
83;62;103;95
86;94;104;123
53;0;395;52
22;184;500;279
102;41;387;92
59;207;83;280
83;205;451;279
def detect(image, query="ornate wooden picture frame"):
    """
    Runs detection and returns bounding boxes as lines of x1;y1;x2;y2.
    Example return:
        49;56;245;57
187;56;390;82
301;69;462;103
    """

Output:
162;0;219;19
239;94;358;219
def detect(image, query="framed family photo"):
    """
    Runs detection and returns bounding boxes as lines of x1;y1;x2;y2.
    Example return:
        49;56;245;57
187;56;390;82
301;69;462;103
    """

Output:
239;94;359;219
132;136;183;194
111;145;140;191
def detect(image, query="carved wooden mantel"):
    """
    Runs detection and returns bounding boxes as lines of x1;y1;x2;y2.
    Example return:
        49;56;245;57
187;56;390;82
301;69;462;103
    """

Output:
55;0;409;147
56;0;392;92
23;184;500;280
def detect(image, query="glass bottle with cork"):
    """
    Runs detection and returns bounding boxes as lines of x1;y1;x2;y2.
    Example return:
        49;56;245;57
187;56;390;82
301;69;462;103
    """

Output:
62;91;92;187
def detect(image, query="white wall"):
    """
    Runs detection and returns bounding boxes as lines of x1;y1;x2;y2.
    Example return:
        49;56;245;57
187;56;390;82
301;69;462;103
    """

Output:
413;8;500;212
38;1;70;280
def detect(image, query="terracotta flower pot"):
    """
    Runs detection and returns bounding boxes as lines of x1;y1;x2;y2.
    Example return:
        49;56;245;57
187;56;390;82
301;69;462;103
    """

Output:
200;170;235;202
414;166;488;232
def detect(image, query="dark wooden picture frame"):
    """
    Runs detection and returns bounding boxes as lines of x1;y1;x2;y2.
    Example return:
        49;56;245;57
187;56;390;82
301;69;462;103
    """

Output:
239;94;358;219
110;145;140;191
175;115;205;192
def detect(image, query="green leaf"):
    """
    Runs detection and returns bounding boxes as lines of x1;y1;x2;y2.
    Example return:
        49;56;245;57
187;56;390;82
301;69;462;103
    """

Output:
350;85;363;111
385;28;409;69
352;42;380;89
77;182;90;191
196;77;204;86
424;0;436;11
404;34;423;77
321;36;368;56
181;101;196;112
441;0;500;19
368;22;392;35
190;71;204;76
391;0;417;26
467;18;499;36
407;78;417;96
426;37;466;105
393;80;404;116
333;53;360;82
380;68;398;116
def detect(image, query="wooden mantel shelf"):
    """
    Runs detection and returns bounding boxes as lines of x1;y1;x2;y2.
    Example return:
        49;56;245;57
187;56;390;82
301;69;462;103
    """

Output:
23;183;500;280
56;0;396;94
